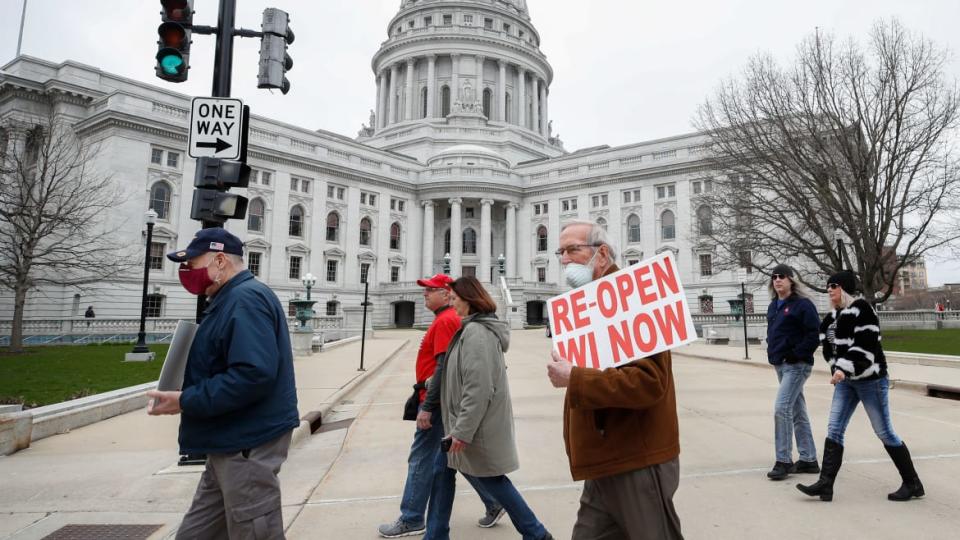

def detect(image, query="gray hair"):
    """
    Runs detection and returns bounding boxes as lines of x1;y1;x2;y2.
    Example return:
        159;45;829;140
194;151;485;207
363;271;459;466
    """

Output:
561;219;618;261
832;289;858;309
227;253;246;268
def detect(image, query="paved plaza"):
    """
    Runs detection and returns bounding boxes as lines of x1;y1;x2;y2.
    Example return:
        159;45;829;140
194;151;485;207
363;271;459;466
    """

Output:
1;330;958;539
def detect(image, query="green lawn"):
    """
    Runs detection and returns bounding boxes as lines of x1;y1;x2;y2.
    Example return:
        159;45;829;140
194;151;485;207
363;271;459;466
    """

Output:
882;329;960;356
0;344;169;408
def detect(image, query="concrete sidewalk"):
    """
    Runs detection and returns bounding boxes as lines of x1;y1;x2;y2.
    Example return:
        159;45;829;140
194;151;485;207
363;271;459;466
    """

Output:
0;334;410;540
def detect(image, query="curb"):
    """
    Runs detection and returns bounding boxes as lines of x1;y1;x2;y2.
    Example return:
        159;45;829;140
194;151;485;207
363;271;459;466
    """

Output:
290;339;411;448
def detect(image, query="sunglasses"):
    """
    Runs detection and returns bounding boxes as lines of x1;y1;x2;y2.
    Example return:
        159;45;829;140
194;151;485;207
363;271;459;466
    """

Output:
771;274;789;281
827;283;841;290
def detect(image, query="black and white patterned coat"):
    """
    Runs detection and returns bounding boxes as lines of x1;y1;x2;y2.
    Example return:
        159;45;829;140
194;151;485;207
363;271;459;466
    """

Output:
819;298;888;381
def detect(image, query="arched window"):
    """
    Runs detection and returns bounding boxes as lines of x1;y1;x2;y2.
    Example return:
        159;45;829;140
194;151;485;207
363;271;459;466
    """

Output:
482;88;492;119
463;228;477;254
596;217;608;231
390;222;402;250
536;226;548;252
421;87;428;118
661;210;676;241
444;229;451;255
247;198;265;232
289;205;304;237
359;217;372;246
697;206;713;236
627;214;641;243
326;212;340;242
149;182;171;220
441;85;451;117
505;92;512;123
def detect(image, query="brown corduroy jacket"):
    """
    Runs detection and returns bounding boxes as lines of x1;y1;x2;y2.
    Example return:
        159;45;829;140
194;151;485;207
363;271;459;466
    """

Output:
562;264;681;481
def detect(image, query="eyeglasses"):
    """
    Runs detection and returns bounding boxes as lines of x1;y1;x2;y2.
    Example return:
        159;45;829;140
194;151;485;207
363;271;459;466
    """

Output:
424;287;446;294
771;274;789;281
555;243;601;257
827;283;841;290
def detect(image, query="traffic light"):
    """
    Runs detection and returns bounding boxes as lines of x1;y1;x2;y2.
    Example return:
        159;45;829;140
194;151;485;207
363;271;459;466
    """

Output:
190;157;250;224
156;0;193;83
258;8;294;94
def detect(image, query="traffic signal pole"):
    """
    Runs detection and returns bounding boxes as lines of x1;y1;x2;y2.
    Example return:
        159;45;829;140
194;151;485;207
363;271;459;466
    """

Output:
212;0;237;98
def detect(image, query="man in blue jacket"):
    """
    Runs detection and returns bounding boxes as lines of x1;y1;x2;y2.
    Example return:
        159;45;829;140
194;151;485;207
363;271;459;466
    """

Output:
765;263;821;481
147;228;299;539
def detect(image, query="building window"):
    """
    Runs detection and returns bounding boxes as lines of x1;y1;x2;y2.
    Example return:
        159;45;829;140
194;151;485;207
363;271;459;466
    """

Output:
627;214;641;243
661;210;676;241
326;212;340;242
484;18;493;29
145;294;164;317
149;182;171;220
656;183;676;199
424;16;432;26
738;250;753;273
361;192;378;206
289;205;304;237
326;260;338;282
533;202;548;215
700;254;713;277
248;252;262;277
442;14;452;25
482;88;492;118
301;178;311;194
503;23;511;33
390;222;402;250
463;14;473;25
166;152;179;168
561;198;578;212
465;207;475;219
391;266;400;282
441;85;451;117
289;256;302;280
463;228;477;254
596;217;608;231
150;148;163;165
391;198;406;212
623;189;642;204
591;194;609;208
627;259;640;266
697;206;713;236
260;171;272;186
288;301;298;317
505;93;512;123
444;229;451;255
149;242;165;270
359;217;372;246
248;198;265;232
537;226;548;252
290;177;299;192
360;263;370;284
692;180;702;195
537;267;546;283
327;184;345;200
326;301;339;316
421;87;428;118
700;295;715;314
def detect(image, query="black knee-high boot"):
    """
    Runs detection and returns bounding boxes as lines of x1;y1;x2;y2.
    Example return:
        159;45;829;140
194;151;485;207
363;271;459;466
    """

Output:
885;443;925;501
797;438;843;501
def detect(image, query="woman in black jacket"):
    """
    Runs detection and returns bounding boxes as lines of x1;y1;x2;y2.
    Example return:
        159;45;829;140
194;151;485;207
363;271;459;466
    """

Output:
797;271;924;502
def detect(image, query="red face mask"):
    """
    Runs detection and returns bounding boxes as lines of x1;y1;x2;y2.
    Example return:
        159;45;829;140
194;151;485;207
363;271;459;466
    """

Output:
178;257;218;295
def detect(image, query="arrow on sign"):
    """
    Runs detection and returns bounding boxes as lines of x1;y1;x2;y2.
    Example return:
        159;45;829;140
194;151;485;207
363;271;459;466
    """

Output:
196;138;233;154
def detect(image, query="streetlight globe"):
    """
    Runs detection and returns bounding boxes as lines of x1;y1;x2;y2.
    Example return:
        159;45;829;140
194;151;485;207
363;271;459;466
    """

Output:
145;209;158;225
498;253;505;264
302;273;316;288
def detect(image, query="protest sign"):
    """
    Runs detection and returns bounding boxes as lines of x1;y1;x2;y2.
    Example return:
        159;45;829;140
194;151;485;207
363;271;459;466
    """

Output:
548;251;696;370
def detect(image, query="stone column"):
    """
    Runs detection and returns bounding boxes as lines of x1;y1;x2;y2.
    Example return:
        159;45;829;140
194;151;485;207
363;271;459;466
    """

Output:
449;198;463;276
506;203;518;277
375;75;382;131
451;54;460;103
476;55;485;95
517;66;527;129
480;199;493;282
422;201;435;275
539;81;548;137
426;55;436;118
498;60;507;122
379;70;389;128
404;57;415;121
532;77;540;135
388;63;399;125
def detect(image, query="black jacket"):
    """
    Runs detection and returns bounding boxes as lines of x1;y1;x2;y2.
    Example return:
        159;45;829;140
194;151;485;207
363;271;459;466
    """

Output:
766;294;820;365
819;298;888;380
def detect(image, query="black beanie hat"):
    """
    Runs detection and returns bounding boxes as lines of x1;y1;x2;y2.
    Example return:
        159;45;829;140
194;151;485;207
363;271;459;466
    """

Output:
827;271;857;295
771;263;795;279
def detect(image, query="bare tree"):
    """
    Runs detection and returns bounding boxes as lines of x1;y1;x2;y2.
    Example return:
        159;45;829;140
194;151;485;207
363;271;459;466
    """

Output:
0;114;136;352
694;19;960;302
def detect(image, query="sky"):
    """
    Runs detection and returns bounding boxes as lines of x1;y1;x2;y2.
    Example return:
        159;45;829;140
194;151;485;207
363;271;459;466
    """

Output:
1;0;959;285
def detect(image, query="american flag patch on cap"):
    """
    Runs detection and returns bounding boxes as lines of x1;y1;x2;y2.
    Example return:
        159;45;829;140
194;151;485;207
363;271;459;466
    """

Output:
210;242;225;250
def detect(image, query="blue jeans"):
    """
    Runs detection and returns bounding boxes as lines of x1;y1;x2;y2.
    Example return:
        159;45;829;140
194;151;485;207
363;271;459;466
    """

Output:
826;376;902;447
774;363;817;463
426;445;546;540
400;409;497;527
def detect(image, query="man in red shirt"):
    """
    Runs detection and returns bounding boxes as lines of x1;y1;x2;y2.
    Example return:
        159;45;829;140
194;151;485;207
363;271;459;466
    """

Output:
378;275;503;538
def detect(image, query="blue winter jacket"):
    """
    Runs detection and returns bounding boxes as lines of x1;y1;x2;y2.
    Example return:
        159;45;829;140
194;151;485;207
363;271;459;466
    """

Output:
178;270;300;454
765;294;820;365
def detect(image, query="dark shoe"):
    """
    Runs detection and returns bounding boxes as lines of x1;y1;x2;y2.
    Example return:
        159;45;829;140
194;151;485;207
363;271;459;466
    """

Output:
797;438;843;501
792;460;821;474
477;506;506;528
767;461;793;480
377;519;425;538
885;443;925;501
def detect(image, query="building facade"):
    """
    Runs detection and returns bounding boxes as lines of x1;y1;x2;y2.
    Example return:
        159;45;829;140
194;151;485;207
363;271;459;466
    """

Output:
0;0;770;330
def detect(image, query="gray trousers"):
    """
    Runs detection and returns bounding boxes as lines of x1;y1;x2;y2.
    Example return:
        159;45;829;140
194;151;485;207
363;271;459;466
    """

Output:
572;458;683;540
176;431;292;540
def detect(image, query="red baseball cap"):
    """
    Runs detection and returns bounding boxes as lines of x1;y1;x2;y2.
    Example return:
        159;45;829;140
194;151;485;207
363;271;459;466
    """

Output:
417;274;454;289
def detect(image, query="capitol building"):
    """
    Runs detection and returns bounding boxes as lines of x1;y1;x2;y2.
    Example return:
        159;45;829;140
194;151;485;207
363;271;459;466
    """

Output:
0;0;767;331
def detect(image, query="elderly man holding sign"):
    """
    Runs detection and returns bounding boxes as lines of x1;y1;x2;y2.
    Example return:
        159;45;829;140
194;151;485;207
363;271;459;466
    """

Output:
547;220;686;540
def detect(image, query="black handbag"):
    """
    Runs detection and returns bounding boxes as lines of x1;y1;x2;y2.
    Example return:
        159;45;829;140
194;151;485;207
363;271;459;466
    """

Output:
403;382;426;421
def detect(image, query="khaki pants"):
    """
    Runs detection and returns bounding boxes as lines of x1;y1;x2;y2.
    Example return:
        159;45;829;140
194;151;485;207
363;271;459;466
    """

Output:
572;458;683;540
176;431;292;540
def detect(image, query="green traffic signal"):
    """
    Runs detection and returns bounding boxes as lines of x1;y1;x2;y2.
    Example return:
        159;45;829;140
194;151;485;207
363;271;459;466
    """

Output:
159;52;185;75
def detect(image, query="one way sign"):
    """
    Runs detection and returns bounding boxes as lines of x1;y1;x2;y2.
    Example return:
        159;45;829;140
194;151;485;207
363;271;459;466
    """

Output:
188;97;245;161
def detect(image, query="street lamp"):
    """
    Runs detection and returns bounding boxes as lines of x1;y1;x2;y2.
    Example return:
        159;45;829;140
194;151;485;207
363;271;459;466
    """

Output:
128;209;158;360
834;227;845;269
498;253;506;277
292;273;317;329
443;252;451;275
302;273;316;301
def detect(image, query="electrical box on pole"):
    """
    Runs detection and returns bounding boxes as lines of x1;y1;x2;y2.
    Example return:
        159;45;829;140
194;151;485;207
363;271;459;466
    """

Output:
156;0;193;82
257;8;294;94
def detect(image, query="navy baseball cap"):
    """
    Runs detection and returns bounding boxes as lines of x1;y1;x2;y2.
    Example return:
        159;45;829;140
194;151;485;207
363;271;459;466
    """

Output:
167;228;244;263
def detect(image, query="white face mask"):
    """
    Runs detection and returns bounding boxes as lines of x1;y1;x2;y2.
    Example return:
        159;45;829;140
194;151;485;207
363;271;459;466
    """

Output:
564;248;600;289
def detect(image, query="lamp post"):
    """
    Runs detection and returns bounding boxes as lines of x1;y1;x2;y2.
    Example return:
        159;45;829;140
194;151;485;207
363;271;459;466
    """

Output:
834;227;845;270
302;273;316;302
498;253;505;277
443;252;451;275
127;209;158;361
